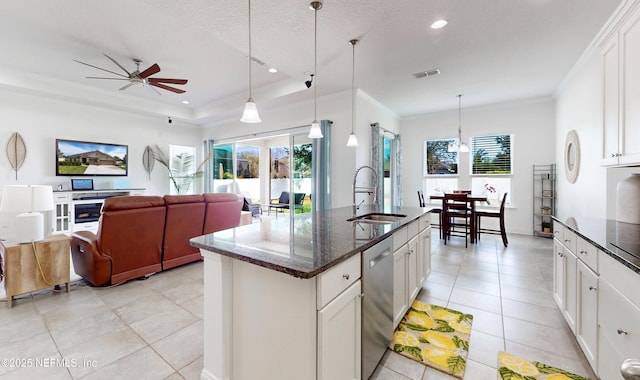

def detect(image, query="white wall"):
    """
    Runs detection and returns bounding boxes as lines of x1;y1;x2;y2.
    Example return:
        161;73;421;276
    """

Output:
202;89;399;208
0;88;203;238
555;48;638;221
401;97;556;235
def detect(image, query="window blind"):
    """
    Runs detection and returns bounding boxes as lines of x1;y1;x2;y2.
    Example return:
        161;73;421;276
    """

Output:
471;134;512;174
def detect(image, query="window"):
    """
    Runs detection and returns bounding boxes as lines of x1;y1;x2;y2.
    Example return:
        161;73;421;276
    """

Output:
471;134;511;174
169;145;197;195
424;139;458;176
470;134;512;205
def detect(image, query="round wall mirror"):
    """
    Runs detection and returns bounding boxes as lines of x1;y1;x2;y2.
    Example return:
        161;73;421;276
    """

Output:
564;130;580;184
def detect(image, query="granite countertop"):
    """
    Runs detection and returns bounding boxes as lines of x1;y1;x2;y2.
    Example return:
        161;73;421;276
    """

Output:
552;214;640;274
190;205;432;279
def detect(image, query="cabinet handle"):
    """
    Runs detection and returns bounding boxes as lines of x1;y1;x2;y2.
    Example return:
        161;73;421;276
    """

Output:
342;273;350;281
564;239;571;243
558;252;564;258
589;286;597;291
618;328;628;335
579;250;587;255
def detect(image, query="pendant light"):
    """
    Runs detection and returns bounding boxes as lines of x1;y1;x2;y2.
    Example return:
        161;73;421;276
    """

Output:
308;1;323;139
346;39;359;147
448;94;469;152
240;0;261;123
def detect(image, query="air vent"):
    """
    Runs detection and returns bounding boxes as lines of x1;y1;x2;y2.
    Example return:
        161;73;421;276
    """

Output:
249;56;266;66
413;68;440;79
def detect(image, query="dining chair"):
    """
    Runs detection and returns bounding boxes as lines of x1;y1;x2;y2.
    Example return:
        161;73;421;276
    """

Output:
442;193;472;247
475;192;508;247
418;190;442;239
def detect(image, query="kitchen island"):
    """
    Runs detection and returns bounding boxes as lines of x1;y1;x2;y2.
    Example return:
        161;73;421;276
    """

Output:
190;205;432;380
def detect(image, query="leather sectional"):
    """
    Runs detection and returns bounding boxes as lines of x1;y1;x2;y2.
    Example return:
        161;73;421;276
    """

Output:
70;193;243;286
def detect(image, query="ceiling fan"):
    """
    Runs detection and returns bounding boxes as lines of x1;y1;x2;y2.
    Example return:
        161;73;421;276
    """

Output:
73;53;188;95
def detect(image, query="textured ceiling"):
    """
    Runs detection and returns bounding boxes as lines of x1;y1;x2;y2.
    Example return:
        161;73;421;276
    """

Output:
0;0;623;126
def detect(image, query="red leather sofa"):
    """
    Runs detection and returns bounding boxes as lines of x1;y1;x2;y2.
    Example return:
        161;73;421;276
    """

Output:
71;193;242;286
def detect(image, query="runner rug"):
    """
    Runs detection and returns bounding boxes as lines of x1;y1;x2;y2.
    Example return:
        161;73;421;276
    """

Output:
498;351;588;380
390;301;473;379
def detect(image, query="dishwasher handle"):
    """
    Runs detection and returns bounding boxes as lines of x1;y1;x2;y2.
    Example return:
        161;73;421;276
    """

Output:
369;248;391;269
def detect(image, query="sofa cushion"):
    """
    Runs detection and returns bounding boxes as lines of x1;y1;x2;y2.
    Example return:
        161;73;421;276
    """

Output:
102;195;165;211
203;193;243;234
162;194;206;270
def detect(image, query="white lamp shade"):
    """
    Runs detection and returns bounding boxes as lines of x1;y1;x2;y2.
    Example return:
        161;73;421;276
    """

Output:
346;132;359;147
458;142;470;152
447;142;459;153
308;120;323;138
0;185;54;212
240;99;262;123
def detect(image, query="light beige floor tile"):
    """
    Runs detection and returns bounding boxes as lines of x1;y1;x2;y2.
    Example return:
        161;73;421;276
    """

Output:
178;356;204;380
499;285;556;308
79;346;175;380
378;350;424;380
447;302;504;338
160;280;204;305
467;330;505;368
419;281;453;301
0;332;60;376
503;316;581;358
504;340;596;379
3;312;48;344
420;365;456;380
151;320;204;370
370;365;412;380
461;359;497;380
454;277;501;296
501;298;566;329
0;353;72;380
49;310;128;351
91;280;159;309
426;270;457;287
180;295;203;319
449;288;502;314
129;306;198;344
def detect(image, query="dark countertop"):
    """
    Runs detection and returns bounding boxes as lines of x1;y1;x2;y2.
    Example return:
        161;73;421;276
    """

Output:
552;214;640;274
190;205;432;279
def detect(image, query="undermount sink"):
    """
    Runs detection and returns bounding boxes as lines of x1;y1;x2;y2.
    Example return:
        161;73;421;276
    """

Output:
347;213;407;224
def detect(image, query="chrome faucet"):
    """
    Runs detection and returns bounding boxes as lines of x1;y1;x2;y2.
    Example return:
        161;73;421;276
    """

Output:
353;165;379;210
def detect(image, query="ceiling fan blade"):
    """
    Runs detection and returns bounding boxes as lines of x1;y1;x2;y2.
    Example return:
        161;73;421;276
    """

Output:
119;82;137;91
149;82;186;94
138;63;161;79
148;78;188;85
144;82;162;96
86;76;130;81
103;53;131;76
73;59;128;78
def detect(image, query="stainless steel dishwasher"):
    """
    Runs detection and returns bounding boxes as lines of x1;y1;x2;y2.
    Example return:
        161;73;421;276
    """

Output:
362;236;394;379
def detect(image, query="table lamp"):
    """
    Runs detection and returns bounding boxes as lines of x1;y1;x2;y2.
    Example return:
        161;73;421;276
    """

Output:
0;185;54;243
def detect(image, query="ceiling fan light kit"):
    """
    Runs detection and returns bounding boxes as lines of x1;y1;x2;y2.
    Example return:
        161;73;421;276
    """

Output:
74;53;187;94
308;1;323;139
241;0;262;123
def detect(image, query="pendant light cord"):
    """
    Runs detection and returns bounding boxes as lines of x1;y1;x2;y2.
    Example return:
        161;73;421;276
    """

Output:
248;0;253;99
314;5;318;121
458;94;462;141
351;41;356;134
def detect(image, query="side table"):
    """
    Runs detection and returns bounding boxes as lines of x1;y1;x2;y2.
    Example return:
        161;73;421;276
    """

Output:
2;234;71;308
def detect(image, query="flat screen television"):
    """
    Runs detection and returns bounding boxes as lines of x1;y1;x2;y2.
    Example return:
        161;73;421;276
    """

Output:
56;139;128;176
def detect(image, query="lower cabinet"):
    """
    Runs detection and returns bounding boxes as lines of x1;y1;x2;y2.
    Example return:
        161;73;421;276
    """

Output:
393;243;409;328
576;259;598;371
552;238;566;309
318;280;362;380
563;248;577;335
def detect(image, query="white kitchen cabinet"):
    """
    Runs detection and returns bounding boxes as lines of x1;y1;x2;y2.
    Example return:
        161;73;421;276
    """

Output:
318;280;362;380
393;242;409;328
563;248;577;335
407;236;419;302
417;226;431;285
601;4;640;166
552;238;566;309
576;259;598;372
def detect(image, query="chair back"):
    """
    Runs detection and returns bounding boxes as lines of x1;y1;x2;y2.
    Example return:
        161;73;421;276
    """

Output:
278;191;290;204
417;190;426;207
498;192;508;215
443;193;471;213
293;193;305;205
453;190;471;194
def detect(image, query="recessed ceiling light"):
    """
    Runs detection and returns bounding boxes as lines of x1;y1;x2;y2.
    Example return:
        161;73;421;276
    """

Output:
431;19;448;29
182;100;190;105
268;67;278;73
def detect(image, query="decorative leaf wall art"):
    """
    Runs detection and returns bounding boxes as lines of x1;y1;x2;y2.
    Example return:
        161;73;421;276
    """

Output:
142;145;155;180
6;132;26;180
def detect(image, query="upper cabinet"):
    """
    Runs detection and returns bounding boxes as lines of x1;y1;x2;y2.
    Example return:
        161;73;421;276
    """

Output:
601;3;640;166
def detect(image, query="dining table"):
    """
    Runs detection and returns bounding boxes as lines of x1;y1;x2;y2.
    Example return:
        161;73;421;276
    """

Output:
429;193;488;244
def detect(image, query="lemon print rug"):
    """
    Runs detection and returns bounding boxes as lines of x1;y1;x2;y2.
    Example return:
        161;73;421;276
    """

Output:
391;301;473;379
498;352;588;380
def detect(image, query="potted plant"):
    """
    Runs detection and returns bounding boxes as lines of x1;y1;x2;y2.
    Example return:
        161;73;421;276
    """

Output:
541;206;551;215
542;221;552;233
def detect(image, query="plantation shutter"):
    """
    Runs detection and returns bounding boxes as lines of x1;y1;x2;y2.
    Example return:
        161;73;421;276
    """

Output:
471;134;512;174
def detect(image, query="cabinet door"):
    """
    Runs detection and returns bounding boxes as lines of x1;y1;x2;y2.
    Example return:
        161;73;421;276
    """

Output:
563;248;577;335
318;280;362;380
576;260;598;373
552;239;565;309
602;35;621;165
598;279;640;367
393;245;409;328
417;227;431;285
620;7;640;165
407;236;419;303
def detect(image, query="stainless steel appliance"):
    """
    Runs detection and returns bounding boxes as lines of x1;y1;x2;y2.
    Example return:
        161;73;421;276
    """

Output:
362;236;394;379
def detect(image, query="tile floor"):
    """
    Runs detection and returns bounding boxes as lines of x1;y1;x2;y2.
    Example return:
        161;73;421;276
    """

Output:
0;232;594;380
